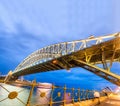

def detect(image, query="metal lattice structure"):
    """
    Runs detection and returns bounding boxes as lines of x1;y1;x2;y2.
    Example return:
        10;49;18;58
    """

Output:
9;32;120;86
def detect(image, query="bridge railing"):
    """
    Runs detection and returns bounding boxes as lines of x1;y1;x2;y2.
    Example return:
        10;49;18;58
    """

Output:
0;80;108;106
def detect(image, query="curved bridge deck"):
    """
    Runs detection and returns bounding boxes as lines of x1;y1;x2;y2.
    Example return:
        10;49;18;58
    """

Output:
11;34;120;86
10;33;120;86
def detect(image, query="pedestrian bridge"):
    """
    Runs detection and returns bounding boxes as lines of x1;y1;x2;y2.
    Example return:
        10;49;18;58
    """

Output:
5;32;120;86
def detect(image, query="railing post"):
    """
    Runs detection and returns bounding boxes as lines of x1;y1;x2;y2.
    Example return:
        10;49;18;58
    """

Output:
26;80;36;106
50;84;54;106
72;88;74;104
82;89;89;100
87;90;89;99
90;90;93;99
63;85;66;106
80;89;83;100
78;88;80;102
85;90;89;100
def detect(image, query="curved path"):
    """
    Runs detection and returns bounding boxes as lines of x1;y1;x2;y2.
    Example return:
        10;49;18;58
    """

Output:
97;95;120;106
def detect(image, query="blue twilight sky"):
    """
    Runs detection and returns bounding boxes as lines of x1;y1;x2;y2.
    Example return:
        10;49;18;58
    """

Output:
0;0;120;89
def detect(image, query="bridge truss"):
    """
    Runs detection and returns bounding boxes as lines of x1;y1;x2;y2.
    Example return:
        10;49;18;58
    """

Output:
10;32;120;86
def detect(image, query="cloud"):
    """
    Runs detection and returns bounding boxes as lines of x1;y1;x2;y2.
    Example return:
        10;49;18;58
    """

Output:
0;0;120;90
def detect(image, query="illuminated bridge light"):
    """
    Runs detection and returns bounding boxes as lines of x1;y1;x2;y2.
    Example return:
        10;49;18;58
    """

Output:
52;60;58;64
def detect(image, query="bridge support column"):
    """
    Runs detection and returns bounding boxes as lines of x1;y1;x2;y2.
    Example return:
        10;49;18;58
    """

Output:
26;80;36;106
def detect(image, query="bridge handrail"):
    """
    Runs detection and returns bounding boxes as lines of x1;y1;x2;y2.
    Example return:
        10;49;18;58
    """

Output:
0;80;108;106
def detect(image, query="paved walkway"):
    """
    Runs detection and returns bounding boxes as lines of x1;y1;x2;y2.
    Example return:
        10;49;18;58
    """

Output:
97;95;120;106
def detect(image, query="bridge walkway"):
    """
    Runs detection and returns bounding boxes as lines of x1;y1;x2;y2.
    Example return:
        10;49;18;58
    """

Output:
96;95;120;106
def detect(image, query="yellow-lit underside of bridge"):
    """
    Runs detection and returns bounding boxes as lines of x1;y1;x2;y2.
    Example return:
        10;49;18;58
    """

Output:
8;33;120;86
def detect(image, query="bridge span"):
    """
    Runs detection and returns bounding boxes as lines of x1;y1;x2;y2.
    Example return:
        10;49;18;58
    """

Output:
6;32;120;86
1;32;120;106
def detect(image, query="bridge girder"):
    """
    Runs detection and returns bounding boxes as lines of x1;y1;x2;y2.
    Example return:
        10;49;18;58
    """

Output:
14;32;120;72
72;59;120;86
10;32;120;86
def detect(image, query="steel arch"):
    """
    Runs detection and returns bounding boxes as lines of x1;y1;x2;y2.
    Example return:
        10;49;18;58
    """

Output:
14;32;120;72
